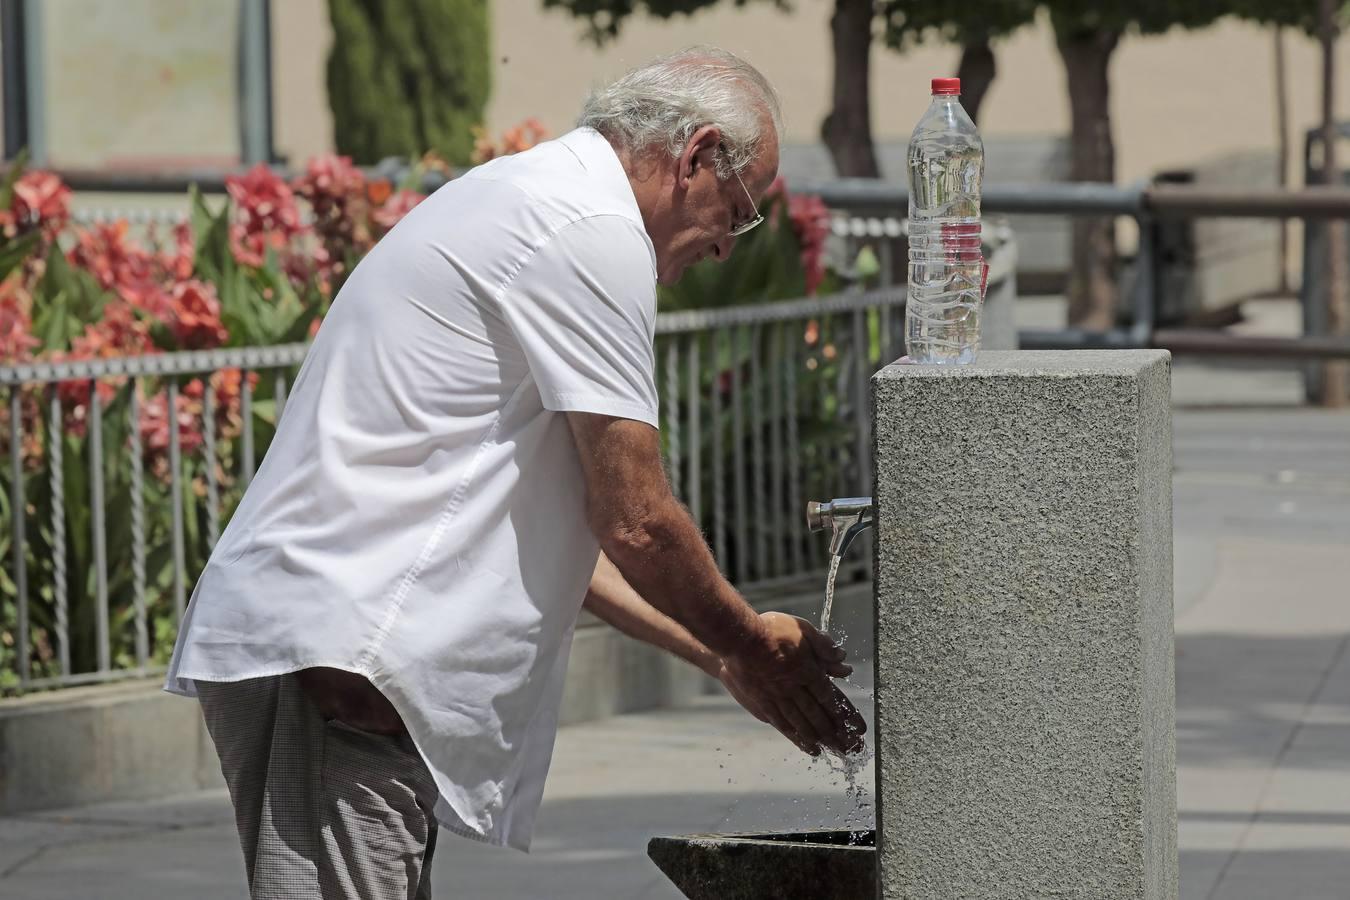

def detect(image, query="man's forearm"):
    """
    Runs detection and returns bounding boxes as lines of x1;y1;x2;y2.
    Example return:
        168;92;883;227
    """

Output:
599;495;764;660
566;411;766;662
583;552;721;677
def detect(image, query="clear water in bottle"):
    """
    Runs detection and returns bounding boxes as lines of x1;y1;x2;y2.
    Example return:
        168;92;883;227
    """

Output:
905;77;985;365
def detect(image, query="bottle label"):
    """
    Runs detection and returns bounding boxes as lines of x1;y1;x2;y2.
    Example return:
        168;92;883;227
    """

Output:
940;221;982;262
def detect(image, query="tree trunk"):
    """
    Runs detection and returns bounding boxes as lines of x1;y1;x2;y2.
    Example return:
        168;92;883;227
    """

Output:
821;0;879;178
1054;25;1122;330
1317;0;1347;407
956;38;996;126
1274;26;1290;294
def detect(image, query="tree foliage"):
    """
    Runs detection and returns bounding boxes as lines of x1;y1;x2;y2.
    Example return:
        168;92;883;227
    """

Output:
881;0;1038;51
326;0;491;166
541;0;784;45
1214;0;1347;32
1044;0;1232;36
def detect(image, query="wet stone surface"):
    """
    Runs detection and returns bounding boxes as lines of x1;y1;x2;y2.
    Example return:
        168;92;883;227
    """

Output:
647;830;876;900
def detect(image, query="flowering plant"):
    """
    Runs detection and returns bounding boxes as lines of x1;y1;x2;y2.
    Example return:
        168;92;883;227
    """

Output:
0;154;429;687
471;118;549;164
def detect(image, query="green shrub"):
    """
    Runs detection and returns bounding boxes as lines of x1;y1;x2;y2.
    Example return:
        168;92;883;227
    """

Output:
326;0;491;167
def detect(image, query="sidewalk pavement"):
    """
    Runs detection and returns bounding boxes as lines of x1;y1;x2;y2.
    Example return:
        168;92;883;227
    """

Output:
2;369;1348;899
0;581;878;900
1170;405;1350;900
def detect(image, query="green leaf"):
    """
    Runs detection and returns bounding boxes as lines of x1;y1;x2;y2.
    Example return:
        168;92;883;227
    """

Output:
276;305;319;345
854;245;881;281
249;399;278;429
0;148;30;209
35;245;110;329
0;231;40;283
190;186;233;281
33;288;71;351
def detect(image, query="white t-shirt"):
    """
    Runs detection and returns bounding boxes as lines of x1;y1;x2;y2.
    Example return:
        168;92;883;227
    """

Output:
165;128;660;851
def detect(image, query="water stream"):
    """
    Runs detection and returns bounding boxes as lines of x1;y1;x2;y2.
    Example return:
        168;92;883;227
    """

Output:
819;739;874;843
819;555;842;634
817;554;873;841
719;550;873;838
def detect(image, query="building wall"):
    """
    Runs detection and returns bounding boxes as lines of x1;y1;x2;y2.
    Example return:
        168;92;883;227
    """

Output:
273;2;1350;187
271;0;334;168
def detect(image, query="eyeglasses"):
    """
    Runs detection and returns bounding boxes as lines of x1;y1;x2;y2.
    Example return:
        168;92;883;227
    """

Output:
727;164;765;238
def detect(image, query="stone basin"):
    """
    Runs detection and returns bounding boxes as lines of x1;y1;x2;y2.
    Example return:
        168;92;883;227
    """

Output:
647;829;876;899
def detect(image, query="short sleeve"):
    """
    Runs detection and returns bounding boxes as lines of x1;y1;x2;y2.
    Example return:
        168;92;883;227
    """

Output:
499;216;660;427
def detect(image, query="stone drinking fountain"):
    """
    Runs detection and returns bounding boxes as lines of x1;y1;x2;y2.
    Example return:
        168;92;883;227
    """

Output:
648;351;1179;900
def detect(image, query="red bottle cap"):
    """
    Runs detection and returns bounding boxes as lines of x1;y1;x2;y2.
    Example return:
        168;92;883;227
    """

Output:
931;77;961;95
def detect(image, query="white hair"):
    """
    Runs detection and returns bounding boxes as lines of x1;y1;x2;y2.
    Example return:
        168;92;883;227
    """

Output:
578;46;783;179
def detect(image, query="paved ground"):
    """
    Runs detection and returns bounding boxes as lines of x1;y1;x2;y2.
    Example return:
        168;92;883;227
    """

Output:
2;353;1348;899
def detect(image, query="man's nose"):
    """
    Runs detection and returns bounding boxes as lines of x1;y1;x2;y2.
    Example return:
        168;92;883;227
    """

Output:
711;235;736;262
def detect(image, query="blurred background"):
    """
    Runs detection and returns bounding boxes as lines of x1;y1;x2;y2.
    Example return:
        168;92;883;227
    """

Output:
0;2;1347;898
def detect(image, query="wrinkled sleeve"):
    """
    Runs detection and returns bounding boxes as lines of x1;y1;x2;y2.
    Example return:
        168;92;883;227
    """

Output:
498;215;659;427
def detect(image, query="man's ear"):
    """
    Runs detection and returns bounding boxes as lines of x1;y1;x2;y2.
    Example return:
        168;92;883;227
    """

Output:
678;125;723;190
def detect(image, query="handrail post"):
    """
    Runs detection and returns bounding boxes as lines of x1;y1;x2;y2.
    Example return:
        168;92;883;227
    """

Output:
1131;211;1159;347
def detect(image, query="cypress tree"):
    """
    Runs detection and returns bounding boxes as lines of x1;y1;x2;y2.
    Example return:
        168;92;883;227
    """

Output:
326;0;490;166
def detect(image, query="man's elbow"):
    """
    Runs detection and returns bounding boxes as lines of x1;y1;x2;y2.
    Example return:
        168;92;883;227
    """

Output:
589;504;663;566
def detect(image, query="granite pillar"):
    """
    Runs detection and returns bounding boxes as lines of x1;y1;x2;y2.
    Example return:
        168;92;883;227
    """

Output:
872;350;1176;899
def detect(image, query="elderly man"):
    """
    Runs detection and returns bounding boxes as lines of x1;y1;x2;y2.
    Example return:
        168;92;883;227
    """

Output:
165;47;864;899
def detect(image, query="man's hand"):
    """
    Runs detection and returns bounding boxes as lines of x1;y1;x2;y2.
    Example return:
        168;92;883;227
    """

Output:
719;612;866;757
564;412;865;756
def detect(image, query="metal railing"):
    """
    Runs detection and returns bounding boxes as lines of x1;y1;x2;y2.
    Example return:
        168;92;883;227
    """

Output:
653;287;910;594
9;173;1345;693
1;345;306;691
52;172;1350;360
4;266;999;692
798;178;1350;361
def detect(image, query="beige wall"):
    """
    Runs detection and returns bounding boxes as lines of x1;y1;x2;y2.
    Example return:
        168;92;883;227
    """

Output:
276;2;1349;185
271;0;334;167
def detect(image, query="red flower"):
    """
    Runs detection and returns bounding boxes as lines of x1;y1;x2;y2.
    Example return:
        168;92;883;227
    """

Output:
67;301;155;362
0;286;38;362
151;221;195;281
68;220;163;308
138;384;205;458
137;286;179;324
293;154;365;203
366;179;392;206
11;170;71;238
226;164;306;268
292;154;371;288
371;189;425;234
473;118;549;164
787;192;830;295
282;246;318;290
0;285;40;457
227;165;304;234
757;178;831;295
52;301;157;428
208;367;257;441
165;280;228;350
230;226;284;269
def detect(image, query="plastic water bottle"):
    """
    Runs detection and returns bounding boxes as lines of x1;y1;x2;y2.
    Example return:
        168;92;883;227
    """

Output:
905;77;986;364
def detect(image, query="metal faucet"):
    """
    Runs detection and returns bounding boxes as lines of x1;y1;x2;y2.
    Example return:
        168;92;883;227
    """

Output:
806;497;874;559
